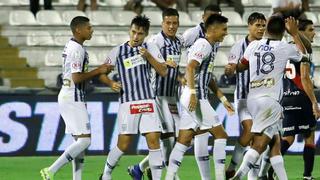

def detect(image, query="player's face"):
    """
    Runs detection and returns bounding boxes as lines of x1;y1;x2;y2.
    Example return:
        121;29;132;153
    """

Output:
202;10;221;23
302;24;316;42
162;15;179;39
129;24;147;47
248;19;266;40
206;23;228;43
79;22;93;40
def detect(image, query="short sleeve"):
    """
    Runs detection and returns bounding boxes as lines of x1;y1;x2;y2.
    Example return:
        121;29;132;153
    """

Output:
104;46;118;66
68;46;84;73
183;27;198;48
147;42;165;63
228;42;242;64
287;43;303;62
187;39;210;64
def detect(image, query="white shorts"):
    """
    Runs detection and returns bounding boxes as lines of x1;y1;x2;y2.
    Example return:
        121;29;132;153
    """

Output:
117;99;162;134
156;96;180;134
234;98;252;122
179;87;220;131
247;96;283;139
58;99;91;136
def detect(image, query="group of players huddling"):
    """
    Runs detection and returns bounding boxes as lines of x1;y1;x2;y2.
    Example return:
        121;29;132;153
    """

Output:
40;4;320;180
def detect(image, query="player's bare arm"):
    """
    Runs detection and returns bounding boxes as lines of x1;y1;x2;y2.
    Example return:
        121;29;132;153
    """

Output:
99;74;122;92
72;64;114;84
208;78;235;115
139;47;168;77
300;61;320;118
224;63;236;76
177;74;187;86
236;58;249;72
285;17;307;54
186;60;199;112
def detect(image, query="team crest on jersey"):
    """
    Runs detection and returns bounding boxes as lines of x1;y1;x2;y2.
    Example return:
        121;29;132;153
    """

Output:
130;103;154;114
105;57;112;64
194;52;204;59
72;61;81;69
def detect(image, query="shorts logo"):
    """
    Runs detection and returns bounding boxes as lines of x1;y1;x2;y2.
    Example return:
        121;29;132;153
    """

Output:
130;103;154;114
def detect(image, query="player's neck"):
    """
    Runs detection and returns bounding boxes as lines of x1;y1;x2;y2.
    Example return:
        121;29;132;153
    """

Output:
72;36;84;45
247;34;258;42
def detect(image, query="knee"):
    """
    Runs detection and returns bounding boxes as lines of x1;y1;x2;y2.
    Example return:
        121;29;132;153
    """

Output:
78;137;91;149
147;137;160;149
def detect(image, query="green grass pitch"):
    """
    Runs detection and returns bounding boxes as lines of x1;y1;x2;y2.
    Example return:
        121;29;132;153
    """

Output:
0;155;319;179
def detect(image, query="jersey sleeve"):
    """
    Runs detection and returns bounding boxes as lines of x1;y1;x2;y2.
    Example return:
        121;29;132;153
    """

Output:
104;46;118;66
287;43;303;62
68;46;84;73
147;42;165;63
183;27;197;48
187;39;210;64
228;42;241;64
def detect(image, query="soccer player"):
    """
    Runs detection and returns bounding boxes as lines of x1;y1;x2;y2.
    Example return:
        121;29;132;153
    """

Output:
99;15;167;180
224;12;266;179
127;8;184;180
183;5;226;180
230;16;307;180
40;16;114;180
165;14;234;180
278;19;320;180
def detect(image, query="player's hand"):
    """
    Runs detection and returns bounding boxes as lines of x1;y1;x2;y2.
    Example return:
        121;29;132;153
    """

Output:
225;64;235;76
98;64;114;74
188;94;198;112
139;47;152;59
285;17;299;37
312;102;320;119
178;76;187;86
165;60;178;68
110;81;122;92
223;101;235;116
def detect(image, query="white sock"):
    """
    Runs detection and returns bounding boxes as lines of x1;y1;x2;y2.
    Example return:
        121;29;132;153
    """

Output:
258;146;271;177
270;155;287;180
248;154;262;180
213;139;226;180
234;148;260;179
149;149;164;180
227;141;246;171
194;133;211;180
166;142;189;177
102;146;124;177
162;137;175;165
139;155;149;172
72;151;85;180
49;137;91;173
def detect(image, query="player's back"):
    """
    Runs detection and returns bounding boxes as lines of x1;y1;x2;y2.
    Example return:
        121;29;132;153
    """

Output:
245;39;302;100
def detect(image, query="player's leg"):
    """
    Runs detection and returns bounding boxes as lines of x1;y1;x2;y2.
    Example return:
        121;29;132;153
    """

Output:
145;132;164;180
194;132;211;180
269;134;287;180
72;150;85;180
303;131;316;179
257;145;271;179
208;124;228;180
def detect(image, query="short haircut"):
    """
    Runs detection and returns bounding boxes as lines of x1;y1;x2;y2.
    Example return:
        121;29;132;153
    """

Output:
162;8;179;19
298;19;313;31
70;16;90;33
131;15;150;33
204;4;221;14
204;14;228;30
266;15;285;36
247;12;266;25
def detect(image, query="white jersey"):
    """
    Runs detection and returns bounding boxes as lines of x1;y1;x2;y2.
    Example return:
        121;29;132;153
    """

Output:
148;31;184;97
105;41;165;103
244;38;303;101
60;38;89;102
228;36;250;100
183;23;205;49
188;38;218;99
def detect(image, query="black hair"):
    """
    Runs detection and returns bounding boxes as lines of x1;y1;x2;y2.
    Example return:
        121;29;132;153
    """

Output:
70;16;90;33
204;14;228;30
298;19;313;31
247;12;266;25
131;15;150;33
267;15;285;36
162;8;179;19
204;4;221;14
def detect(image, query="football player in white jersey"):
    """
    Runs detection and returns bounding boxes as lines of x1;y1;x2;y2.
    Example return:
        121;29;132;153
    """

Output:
99;16;167;180
166;14;234;180
231;16;307;180
127;8;184;180
224;12;266;179
40;16;113;180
